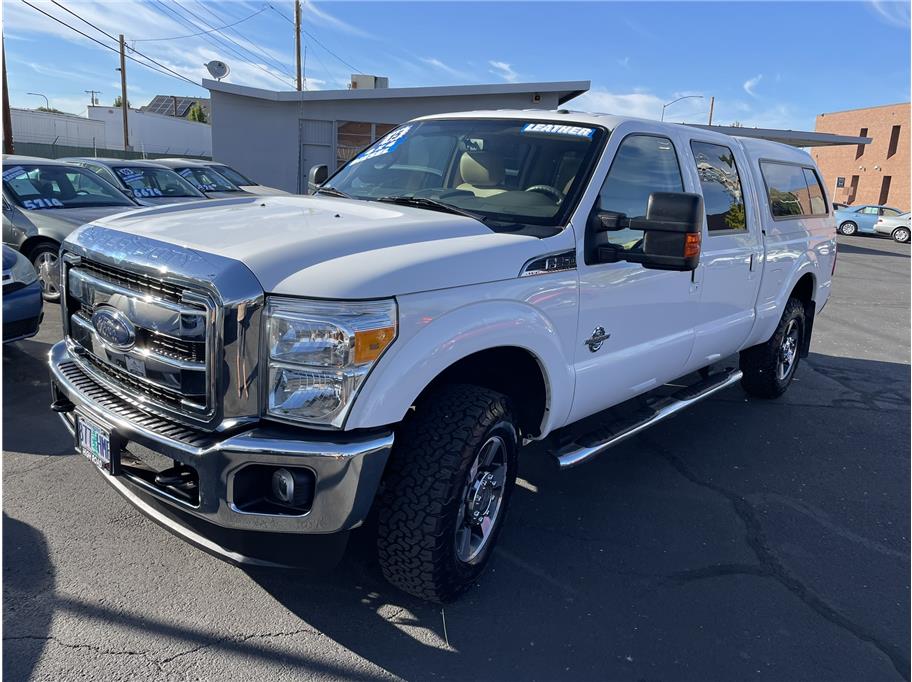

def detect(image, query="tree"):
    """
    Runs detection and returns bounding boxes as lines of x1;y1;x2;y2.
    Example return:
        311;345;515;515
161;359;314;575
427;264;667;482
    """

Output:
113;95;131;108
187;102;208;124
37;106;65;114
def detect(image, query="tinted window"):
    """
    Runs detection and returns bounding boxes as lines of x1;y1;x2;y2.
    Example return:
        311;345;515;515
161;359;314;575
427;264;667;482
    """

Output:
691;141;746;231
761;162;811;218
882;207;901;216
212;164;255;186
803;168;827;215
597;134;683;248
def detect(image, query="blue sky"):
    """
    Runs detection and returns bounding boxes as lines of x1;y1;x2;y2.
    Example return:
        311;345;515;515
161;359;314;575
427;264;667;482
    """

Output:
4;1;910;130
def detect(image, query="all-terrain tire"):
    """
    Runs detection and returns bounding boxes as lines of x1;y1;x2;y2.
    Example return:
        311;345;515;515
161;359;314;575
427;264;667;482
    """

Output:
376;384;518;602
739;297;806;399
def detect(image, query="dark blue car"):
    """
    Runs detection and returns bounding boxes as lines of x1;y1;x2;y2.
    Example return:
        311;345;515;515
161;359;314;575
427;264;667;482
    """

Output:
3;245;43;343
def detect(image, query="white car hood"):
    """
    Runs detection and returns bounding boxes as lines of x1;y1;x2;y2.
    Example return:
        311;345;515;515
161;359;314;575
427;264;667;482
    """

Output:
90;195;550;298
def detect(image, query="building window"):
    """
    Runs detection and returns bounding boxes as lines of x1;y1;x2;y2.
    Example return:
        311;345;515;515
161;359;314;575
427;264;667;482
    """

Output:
336;122;400;168
848;175;859;202
855;128;868;160
879;176;892;205
887;125;901;158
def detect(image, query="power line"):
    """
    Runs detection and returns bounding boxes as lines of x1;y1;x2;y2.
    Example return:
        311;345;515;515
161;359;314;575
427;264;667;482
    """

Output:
189;0;292;74
150;0;293;87
47;0;202;88
267;3;360;74
133;5;269;42
20;0;203;89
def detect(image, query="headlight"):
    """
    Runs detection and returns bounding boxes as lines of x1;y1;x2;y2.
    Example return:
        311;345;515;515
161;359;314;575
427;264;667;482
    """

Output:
4;249;38;286
265;297;396;427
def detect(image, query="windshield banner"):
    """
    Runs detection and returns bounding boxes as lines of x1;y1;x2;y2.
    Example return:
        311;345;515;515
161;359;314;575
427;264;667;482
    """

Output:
350;126;411;165
521;123;594;138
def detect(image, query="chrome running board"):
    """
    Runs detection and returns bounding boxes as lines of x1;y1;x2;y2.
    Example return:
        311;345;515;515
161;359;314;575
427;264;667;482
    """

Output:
554;368;743;470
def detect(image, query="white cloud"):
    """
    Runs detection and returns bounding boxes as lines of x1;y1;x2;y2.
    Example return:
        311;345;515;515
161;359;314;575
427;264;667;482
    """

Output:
868;0;911;27
743;74;763;97
617;56;631;69
421;57;472;81
573;88;706;122
301;0;375;39
488;60;518;83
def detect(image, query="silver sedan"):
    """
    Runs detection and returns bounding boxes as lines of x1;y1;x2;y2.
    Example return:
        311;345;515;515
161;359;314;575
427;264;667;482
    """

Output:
874;212;911;243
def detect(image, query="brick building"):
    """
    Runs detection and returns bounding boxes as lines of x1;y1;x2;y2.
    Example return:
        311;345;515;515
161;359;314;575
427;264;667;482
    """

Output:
813;102;910;211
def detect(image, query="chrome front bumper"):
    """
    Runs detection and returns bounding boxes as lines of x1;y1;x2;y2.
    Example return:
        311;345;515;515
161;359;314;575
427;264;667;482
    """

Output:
50;341;393;545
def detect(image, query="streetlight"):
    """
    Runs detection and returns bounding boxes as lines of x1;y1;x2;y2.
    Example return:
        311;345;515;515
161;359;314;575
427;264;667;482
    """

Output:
27;92;49;110
661;95;703;122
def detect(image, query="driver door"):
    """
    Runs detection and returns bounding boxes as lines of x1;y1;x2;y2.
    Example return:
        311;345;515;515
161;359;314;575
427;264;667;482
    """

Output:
568;129;699;423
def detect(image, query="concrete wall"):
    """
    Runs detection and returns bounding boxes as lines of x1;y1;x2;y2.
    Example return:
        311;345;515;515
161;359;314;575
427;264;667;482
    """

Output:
210;90;567;194
813;102;910;211
87;106;212;156
11;108;108;149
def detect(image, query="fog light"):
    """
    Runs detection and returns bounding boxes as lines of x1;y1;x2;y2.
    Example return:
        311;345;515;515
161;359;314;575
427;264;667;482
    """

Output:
271;468;313;507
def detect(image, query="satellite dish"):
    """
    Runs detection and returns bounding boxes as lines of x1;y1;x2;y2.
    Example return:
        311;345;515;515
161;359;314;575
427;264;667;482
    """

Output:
205;60;230;81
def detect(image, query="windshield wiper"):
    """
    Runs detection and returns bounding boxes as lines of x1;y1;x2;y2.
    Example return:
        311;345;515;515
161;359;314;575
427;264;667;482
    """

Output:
375;196;485;223
314;186;351;199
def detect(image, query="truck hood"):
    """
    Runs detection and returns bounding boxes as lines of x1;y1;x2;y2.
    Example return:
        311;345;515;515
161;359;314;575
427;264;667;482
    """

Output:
26;205;143;241
90;195;553;298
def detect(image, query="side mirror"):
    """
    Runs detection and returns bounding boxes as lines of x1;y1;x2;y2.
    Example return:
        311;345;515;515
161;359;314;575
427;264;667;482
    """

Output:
307;164;328;195
588;192;703;271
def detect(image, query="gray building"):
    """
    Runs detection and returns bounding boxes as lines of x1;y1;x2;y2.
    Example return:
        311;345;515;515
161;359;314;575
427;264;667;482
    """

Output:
204;78;589;193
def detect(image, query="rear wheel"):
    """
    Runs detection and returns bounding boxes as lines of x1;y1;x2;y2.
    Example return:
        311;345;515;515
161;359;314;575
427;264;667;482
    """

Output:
891;227;910;244
838;221;857;236
28;242;62;302
376;384;518;602
740;297;806;399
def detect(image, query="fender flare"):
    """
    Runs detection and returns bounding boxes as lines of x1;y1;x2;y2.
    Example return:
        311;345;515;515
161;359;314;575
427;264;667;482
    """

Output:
750;254;819;348
344;300;574;436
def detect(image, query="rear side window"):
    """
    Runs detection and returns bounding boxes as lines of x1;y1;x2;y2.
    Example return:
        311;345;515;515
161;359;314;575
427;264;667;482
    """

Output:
761;161;828;219
691;141;746;232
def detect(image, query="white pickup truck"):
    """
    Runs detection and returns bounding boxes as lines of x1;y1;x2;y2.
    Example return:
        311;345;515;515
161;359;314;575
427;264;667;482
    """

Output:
48;110;836;602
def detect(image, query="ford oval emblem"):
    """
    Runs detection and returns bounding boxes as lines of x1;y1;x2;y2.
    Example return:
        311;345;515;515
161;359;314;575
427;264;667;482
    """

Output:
91;307;136;351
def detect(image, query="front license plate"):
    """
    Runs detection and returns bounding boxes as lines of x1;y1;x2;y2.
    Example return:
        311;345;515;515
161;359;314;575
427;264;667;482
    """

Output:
76;413;112;472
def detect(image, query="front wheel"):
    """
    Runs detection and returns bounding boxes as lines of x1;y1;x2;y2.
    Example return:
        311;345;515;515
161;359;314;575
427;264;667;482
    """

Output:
29;242;62;302
740;297;806;399
376;384;518;602
838;221;857;236
892;227;910;244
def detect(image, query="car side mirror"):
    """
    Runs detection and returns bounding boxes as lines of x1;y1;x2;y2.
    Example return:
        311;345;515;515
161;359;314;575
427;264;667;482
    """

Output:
307;164;328;195
588;192;703;271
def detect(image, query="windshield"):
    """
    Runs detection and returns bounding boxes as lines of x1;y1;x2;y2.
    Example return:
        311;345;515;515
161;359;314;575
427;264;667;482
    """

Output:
210;164;255;186
2;163;135;209
324;118;607;229
113;166;204;199
175;167;238;192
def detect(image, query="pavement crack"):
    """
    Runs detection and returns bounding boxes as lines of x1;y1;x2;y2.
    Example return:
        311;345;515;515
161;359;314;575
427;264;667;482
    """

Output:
158;628;319;665
4;634;160;665
641;435;911;681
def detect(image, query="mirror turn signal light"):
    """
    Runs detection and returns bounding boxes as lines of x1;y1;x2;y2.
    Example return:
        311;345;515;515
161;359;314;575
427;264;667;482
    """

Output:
354;326;396;364
684;232;702;258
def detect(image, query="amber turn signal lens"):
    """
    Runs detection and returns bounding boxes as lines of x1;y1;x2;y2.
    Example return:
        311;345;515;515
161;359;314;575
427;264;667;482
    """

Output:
684;232;702;258
354;326;396;364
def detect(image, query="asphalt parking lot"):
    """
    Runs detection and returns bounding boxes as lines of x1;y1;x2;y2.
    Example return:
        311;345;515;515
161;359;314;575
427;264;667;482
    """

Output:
3;234;909;681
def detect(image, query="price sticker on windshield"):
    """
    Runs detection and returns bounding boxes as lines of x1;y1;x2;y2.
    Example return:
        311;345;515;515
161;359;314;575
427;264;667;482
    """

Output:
2;166;25;182
350;126;411;165
22;198;64;210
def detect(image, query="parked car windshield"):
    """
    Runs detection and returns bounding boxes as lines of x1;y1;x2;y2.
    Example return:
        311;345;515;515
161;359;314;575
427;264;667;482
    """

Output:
2;163;135;210
174;167;239;192
324;118;608;229
210;164;255;186
112;166;204;199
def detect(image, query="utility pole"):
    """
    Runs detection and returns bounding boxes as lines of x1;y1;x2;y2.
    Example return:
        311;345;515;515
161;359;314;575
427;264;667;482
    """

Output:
2;40;14;154
85;90;102;106
118;34;129;151
707;96;715;126
294;0;302;91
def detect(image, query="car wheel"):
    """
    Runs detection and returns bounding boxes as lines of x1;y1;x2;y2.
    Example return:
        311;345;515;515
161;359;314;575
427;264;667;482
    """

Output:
376;384;519;602
838;221;857;236
891;227;910;244
29;242;62;302
739;297;806;399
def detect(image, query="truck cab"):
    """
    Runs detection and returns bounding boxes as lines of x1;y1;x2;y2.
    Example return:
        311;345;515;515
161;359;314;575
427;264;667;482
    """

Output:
48;110;836;602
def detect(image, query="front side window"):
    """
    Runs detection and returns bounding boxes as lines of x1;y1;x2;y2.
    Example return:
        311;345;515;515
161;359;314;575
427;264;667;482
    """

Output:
595;134;684;249
211;164;255;186
113;166;203;198
2;164;134;210
761;162;811;218
176;167;238;192
691;141;746;232
324;118;607;231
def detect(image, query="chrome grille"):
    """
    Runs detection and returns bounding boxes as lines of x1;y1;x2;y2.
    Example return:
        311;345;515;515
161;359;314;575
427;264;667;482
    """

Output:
64;256;215;424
